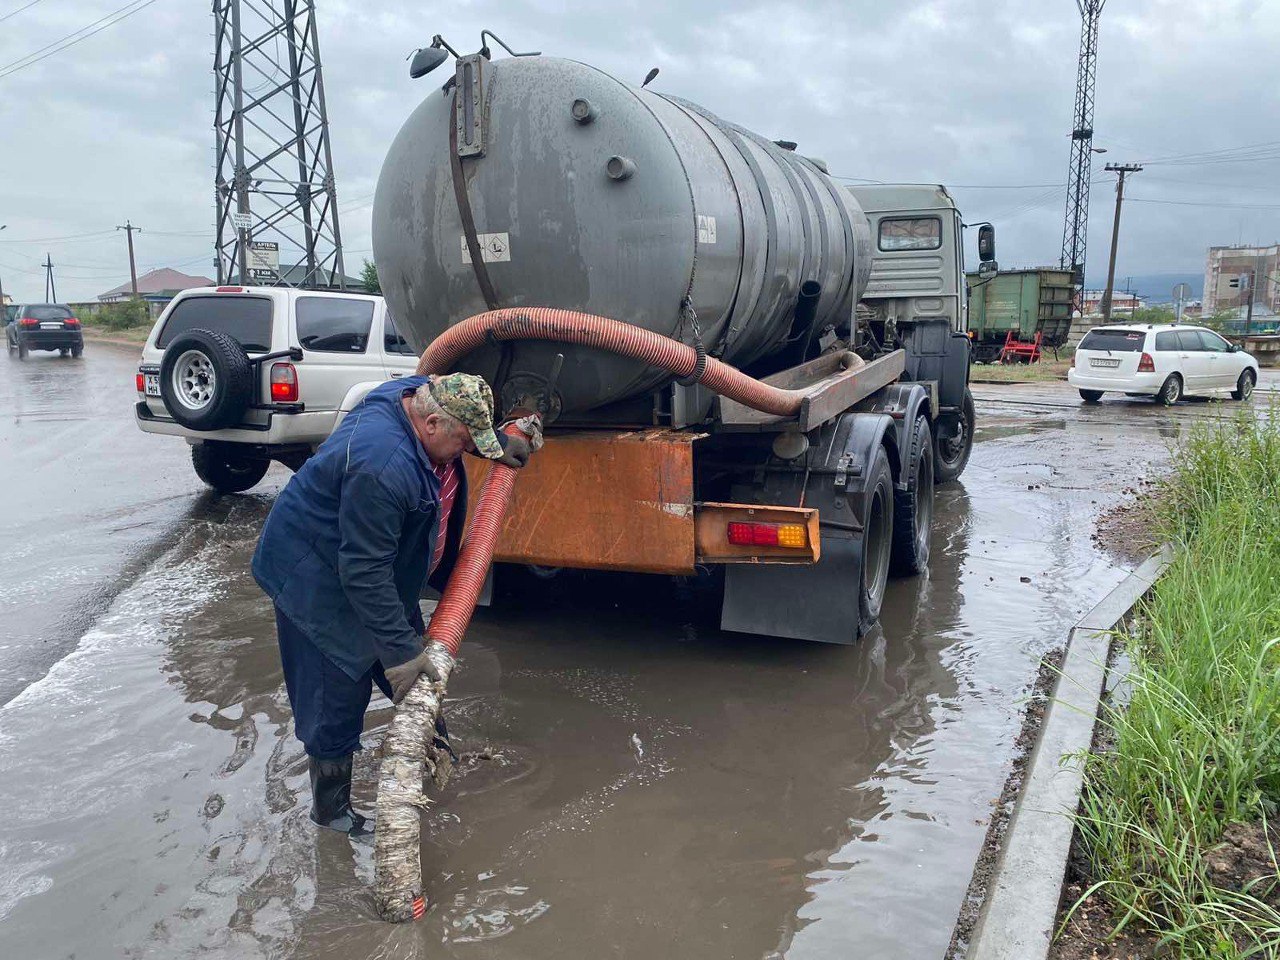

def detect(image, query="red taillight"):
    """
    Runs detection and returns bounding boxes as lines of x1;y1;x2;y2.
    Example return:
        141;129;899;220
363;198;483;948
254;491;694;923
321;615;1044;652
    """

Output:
270;362;298;402
135;373;145;392
65;317;79;326
216;286;245;293
18;317;37;326
727;521;807;548
1138;352;1155;372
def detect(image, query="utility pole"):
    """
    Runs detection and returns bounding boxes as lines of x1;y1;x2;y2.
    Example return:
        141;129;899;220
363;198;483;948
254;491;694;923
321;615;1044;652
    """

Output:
43;254;56;303
116;220;142;297
0;224;7;310
1100;163;1141;322
1245;257;1259;337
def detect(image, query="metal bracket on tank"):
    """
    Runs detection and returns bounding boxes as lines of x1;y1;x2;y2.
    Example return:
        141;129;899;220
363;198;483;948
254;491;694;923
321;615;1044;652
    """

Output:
454;54;487;157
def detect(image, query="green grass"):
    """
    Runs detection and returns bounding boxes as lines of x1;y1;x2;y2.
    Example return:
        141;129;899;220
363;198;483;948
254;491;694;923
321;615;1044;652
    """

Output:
81;300;151;332
969;356;1073;382
1069;410;1280;957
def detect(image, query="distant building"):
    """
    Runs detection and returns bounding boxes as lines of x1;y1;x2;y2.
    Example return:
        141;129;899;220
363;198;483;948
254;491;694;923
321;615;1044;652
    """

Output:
1203;244;1280;316
1081;289;1144;315
98;267;215;304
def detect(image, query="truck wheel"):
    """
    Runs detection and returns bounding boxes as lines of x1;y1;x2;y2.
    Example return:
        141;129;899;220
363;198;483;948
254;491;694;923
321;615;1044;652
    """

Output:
191;441;270;493
934;387;974;484
858;445;894;634
160;329;255;431
890;416;934;577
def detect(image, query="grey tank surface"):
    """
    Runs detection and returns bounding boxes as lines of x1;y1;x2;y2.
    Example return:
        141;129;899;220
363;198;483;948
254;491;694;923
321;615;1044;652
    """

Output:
373;54;872;416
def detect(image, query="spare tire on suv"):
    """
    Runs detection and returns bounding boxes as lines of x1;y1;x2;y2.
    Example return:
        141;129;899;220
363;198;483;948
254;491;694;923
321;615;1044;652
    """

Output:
159;328;255;431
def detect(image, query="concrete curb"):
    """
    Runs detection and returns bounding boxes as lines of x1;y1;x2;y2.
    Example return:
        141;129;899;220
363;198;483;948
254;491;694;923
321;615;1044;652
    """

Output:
964;547;1172;960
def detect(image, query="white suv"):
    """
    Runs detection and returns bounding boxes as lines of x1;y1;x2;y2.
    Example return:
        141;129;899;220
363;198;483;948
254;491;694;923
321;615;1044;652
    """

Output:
1068;324;1259;406
135;285;419;492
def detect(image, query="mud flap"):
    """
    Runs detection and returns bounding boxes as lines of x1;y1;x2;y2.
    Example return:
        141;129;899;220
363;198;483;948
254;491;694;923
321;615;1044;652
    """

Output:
721;529;862;643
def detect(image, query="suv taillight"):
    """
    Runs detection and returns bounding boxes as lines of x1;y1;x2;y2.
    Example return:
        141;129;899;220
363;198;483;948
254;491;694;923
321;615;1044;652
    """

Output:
65;316;80;326
1138;352;1155;372
18;317;37;327
270;362;298;402
135;373;145;392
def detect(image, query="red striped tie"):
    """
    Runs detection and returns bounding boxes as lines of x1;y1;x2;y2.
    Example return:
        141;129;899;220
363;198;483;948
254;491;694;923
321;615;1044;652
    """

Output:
430;460;459;575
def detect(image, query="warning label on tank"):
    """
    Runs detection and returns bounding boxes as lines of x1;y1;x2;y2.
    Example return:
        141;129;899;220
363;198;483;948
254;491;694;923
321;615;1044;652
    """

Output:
461;232;512;264
697;215;717;245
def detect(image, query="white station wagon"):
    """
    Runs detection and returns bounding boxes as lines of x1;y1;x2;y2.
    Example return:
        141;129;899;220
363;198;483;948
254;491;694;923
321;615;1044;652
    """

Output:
1068;324;1259;405
135;285;419;492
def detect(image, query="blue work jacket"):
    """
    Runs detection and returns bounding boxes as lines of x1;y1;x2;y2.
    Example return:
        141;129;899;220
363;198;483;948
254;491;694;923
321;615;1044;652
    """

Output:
251;375;467;680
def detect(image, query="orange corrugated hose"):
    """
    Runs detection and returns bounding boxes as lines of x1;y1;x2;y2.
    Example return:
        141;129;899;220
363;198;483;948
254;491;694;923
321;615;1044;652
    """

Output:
417;307;808;418
425;423;524;657
421;308;810;653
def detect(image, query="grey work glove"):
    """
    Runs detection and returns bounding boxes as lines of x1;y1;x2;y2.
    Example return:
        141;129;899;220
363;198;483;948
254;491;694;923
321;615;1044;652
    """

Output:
494;415;544;469
495;431;534;469
384;645;444;705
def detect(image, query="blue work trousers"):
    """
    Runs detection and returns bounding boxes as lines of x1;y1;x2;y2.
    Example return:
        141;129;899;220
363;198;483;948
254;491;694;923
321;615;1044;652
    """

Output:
275;606;394;760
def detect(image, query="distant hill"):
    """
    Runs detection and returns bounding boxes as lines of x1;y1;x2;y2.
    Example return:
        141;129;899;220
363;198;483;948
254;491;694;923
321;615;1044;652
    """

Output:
1083;272;1203;304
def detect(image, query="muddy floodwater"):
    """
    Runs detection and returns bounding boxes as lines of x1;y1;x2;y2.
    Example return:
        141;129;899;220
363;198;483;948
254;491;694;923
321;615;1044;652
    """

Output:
2;344;1265;959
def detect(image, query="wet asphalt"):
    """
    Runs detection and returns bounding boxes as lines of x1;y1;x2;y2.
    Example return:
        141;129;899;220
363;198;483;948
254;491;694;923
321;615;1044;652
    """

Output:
0;342;1270;959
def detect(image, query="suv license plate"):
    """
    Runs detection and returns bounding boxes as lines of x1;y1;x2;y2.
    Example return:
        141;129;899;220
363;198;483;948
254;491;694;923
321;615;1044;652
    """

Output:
1090;358;1121;368
145;374;161;397
39;322;61;330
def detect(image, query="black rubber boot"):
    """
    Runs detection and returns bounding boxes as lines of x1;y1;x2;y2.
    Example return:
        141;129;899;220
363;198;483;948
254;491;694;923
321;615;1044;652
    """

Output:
308;755;371;835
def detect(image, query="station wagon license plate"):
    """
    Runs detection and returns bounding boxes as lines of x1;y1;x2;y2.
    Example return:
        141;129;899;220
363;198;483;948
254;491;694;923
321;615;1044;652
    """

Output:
39;322;61;330
1090;358;1121;368
145;374;161;397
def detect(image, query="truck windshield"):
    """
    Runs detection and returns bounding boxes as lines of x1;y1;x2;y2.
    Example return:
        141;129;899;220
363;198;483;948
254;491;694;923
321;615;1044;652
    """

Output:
157;295;273;352
1078;329;1145;352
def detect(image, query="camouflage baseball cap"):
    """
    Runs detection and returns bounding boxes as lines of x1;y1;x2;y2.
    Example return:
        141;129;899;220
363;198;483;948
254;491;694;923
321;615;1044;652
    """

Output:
429;373;503;459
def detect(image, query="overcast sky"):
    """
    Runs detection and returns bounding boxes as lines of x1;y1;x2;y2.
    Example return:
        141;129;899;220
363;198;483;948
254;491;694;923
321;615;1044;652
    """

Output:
0;0;1277;302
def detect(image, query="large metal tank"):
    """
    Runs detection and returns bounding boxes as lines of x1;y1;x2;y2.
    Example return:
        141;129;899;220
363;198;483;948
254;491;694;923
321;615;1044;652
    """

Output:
373;54;872;415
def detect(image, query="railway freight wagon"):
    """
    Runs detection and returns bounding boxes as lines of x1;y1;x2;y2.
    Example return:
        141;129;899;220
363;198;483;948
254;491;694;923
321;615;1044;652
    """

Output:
966;268;1074;363
375;45;989;643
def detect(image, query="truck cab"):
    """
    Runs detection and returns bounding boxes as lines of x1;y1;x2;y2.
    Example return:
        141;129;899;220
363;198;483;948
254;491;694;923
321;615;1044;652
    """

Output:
847;184;984;484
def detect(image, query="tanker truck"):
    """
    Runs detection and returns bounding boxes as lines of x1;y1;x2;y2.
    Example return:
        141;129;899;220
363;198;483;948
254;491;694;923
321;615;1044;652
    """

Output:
372;42;990;644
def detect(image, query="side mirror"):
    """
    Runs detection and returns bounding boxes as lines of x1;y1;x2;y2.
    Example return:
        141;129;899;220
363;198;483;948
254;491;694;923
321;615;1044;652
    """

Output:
977;224;996;263
1228;343;1241;353
978;260;998;279
409;45;450;79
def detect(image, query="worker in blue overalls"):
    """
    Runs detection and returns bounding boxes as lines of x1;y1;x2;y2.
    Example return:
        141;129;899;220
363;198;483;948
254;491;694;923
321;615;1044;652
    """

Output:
252;372;536;835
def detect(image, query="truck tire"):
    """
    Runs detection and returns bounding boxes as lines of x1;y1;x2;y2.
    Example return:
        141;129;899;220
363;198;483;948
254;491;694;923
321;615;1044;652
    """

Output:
890;416;934;577
934;387;974;484
858;445;894;635
160;329;255;431
191;441;270;493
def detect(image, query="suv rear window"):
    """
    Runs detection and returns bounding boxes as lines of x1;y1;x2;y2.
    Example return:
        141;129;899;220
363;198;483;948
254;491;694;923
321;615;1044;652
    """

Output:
24;305;74;320
158;296;273;352
1078;329;1146;352
296;297;373;353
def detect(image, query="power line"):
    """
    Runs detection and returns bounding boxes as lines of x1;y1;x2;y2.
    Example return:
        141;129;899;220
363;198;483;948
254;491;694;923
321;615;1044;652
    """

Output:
0;229;117;244
1127;196;1280;211
0;0;162;81
0;0;45;25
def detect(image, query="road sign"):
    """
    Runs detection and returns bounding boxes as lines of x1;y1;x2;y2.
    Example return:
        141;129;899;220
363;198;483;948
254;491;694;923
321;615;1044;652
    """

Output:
231;212;252;231
248;241;279;281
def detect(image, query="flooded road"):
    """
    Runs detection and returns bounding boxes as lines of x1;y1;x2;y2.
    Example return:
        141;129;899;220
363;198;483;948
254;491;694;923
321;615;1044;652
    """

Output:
1;347;1254;959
